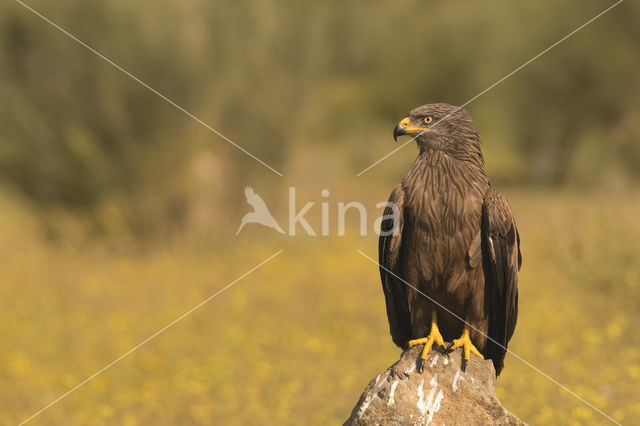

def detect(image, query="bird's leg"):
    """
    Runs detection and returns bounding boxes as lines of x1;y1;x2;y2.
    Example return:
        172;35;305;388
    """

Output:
408;311;445;373
446;321;483;371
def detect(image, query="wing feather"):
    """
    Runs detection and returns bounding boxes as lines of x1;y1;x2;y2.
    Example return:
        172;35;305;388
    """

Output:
481;187;521;375
378;185;412;348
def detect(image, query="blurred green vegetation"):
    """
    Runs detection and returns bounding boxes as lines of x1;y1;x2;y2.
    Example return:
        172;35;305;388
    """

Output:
1;0;639;236
1;1;640;425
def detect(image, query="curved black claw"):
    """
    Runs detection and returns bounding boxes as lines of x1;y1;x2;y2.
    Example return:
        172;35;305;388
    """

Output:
416;357;425;374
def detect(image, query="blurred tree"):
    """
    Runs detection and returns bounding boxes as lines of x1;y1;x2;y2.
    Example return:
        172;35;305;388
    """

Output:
0;0;638;239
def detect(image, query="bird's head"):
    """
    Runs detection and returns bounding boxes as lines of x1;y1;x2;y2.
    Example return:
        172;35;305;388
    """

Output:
393;104;481;160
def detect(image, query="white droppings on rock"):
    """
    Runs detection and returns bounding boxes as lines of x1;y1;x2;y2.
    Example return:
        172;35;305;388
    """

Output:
442;357;449;366
359;370;391;418
416;374;444;425
430;390;444;424
378;370;390;387
416;379;426;417
452;370;463;392
358;390;375;418
430;354;439;367
388;380;399;406
405;362;416;376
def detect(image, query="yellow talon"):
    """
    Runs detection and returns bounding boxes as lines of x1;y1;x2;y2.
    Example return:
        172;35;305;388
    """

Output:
448;324;484;365
408;311;445;367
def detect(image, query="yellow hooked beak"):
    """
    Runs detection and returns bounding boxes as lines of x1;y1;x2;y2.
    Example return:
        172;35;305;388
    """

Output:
393;117;427;141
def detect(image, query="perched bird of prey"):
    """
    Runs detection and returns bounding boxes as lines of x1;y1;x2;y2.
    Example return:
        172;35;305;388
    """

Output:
379;103;521;375
236;186;285;235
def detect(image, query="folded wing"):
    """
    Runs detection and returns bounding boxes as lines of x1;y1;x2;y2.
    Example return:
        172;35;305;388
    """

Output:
481;187;521;375
378;185;412;348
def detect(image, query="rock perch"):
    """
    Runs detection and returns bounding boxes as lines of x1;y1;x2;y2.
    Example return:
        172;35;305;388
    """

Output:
345;346;525;425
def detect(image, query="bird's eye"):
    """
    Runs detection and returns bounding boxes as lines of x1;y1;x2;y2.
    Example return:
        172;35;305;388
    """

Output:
423;117;433;124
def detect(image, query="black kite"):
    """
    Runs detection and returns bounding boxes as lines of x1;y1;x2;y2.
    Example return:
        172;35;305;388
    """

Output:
379;103;521;375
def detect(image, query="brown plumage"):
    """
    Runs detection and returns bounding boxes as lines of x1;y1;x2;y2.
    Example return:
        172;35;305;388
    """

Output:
379;103;521;375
